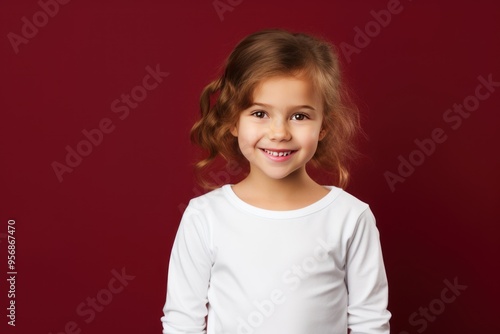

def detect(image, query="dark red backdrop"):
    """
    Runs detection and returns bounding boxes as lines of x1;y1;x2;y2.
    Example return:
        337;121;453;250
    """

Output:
1;0;499;333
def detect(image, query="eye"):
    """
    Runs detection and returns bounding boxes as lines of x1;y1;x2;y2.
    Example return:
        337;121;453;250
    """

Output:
251;110;267;118
291;113;309;121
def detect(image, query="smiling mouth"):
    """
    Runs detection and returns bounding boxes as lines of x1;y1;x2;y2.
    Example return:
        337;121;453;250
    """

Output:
262;149;295;157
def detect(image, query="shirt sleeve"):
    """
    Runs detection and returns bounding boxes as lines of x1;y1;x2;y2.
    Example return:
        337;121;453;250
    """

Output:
161;204;213;334
345;207;391;334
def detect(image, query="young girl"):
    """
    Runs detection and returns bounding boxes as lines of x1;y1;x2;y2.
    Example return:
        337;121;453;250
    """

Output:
161;29;391;333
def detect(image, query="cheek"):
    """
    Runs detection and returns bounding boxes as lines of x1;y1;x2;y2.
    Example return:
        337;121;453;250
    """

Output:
236;127;259;150
309;129;320;139
302;128;321;144
300;130;322;153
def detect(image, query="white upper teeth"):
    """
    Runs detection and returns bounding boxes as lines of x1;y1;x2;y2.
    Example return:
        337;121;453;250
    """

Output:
265;149;292;157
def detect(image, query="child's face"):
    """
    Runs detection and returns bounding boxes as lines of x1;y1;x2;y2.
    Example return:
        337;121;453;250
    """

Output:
231;75;325;182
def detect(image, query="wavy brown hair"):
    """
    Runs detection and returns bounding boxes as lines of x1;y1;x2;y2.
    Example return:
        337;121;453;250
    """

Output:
190;29;362;189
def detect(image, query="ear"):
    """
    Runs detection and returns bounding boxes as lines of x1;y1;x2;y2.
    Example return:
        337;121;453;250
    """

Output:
318;128;327;141
230;124;238;137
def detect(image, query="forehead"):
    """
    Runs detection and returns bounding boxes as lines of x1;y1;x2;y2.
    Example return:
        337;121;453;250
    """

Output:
251;75;322;108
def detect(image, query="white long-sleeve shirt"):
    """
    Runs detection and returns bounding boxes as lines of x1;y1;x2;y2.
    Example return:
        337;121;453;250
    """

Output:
161;185;391;333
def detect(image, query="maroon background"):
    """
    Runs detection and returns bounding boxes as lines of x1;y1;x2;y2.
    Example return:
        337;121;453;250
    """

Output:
1;0;499;333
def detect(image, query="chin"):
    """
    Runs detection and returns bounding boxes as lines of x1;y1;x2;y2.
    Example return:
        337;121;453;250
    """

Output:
262;169;301;181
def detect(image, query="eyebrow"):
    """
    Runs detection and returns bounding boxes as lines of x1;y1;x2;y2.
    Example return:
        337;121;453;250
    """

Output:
252;102;316;111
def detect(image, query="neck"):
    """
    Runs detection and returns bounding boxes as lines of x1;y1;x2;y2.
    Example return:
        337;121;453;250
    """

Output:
246;168;315;196
232;167;329;210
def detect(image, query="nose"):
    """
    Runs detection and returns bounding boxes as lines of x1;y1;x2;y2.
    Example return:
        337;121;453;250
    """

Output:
268;118;291;141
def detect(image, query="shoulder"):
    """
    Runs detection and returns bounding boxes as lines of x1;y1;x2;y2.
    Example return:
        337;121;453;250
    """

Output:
186;185;229;211
181;185;235;223
177;187;228;239
320;186;377;234
327;186;371;215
